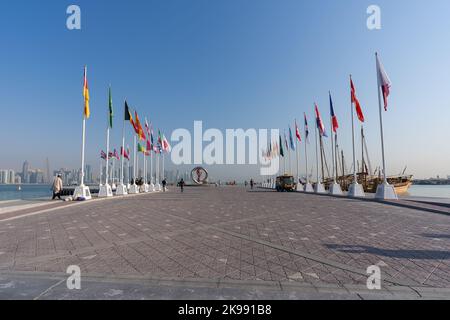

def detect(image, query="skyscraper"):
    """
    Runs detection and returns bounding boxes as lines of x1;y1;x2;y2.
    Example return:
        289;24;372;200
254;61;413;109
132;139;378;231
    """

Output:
22;161;30;184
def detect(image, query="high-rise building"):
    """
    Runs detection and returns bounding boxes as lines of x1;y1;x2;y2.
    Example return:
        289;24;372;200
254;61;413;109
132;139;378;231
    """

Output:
0;170;8;184
8;170;15;184
22;161;30;184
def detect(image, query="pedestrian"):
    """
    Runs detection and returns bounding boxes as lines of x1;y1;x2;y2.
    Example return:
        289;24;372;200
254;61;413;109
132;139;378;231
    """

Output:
162;179;167;192
250;179;254;190
179;178;185;192
52;174;63;200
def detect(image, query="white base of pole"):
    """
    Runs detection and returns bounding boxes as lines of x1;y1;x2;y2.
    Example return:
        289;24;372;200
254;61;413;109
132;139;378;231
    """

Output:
304;183;314;193
155;183;161;192
271;182;276;189
73;185;92;200
329;182;343;196
128;184;140;194
348;183;365;198
314;183;326;194
149;183;155;192
115;184;128;196
296;183;304;192
98;184;113;198
141;184;149;193
111;183;117;191
375;182;398;200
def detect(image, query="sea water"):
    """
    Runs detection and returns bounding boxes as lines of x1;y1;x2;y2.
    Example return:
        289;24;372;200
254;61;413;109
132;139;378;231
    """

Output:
0;185;52;201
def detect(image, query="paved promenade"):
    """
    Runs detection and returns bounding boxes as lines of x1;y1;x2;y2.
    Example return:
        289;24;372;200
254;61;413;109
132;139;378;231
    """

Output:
0;187;449;299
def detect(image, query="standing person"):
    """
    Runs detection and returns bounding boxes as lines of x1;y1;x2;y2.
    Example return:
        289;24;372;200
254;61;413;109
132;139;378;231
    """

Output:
178;178;185;192
162;179;167;192
250;179;254;190
52;174;63;200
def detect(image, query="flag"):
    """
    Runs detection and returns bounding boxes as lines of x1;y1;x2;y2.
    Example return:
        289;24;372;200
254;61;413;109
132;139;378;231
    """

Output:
137;143;146;153
350;78;365;123
304;113;309;142
284;131;289;151
146;139;152;152
376;53;392;111
329;92;339;133
289;127;295;150
108;86;114;128
108;151;114;159
83;66;90;119
295;120;302;142
279;135;285;157
162;133;172;153
121;147;130;160
315;103;328;137
113;149;119;160
145;118;151;138
135;111;146;140
124;101;137;132
100;150;107;160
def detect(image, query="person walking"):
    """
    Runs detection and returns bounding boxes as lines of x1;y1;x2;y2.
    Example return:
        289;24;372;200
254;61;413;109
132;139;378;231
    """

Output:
162;179;167;192
52;174;63;200
178;178;185;193
250;179;254;190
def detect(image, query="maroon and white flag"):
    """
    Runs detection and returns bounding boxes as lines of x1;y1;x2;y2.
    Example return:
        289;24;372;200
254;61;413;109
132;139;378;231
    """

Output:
376;53;392;111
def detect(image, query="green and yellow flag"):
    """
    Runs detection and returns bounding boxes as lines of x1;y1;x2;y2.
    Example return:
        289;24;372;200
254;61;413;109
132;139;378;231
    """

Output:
108;86;113;128
137;143;146;153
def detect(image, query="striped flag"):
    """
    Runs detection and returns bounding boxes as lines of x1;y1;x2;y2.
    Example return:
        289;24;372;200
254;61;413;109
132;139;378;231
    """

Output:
350;77;365;123
295;120;302;142
279;135;284;157
315;103;328;137
304;113;309;142
376;53;392;111
83;66;90;119
289;127;295;150
329;92;339;133
100;150;107;160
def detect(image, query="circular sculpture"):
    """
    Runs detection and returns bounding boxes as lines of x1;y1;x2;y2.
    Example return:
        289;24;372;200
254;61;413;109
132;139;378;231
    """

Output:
191;167;208;185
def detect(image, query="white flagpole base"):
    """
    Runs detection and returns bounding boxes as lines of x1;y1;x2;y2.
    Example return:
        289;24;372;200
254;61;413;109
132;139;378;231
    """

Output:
296;183;304;192
155;183;161;192
149;183;155;192
98;184;113;198
329;182;343;196
115;184;128;196
348;183;365;198
141;184;149;193
111;183;117;191
73;185;92;200
126;183;131;190
271;182;276;189
375;182;398;200
314;183;326;194
304;183;314;193
128;184;140;194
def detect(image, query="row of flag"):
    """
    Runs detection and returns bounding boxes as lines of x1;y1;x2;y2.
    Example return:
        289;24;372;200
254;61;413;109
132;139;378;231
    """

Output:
264;53;392;162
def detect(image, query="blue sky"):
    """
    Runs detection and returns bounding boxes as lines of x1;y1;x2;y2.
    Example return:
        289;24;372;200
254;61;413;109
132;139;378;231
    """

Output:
1;0;450;180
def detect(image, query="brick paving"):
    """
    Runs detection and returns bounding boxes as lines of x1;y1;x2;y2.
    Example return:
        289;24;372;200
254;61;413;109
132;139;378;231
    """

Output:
0;186;449;293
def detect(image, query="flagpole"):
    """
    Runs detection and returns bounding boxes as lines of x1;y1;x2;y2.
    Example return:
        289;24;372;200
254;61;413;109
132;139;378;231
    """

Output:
348;75;365;197
375;52;397;200
120;110;125;185
295;123;299;185
133;135;137;182
329;96;335;184
315;123;319;186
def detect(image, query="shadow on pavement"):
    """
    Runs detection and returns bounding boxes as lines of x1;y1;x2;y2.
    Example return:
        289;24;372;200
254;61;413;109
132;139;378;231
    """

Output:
325;244;450;260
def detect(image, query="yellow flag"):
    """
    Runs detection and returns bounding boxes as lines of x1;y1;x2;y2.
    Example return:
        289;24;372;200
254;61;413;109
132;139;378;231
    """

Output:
83;66;90;119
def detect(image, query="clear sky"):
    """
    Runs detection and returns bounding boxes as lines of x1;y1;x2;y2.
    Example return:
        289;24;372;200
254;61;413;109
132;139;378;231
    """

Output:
1;0;450;180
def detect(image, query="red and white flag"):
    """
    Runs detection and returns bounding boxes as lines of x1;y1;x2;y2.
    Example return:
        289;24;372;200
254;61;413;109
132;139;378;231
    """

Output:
376;53;392;111
295;120;302;142
350;77;365;123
